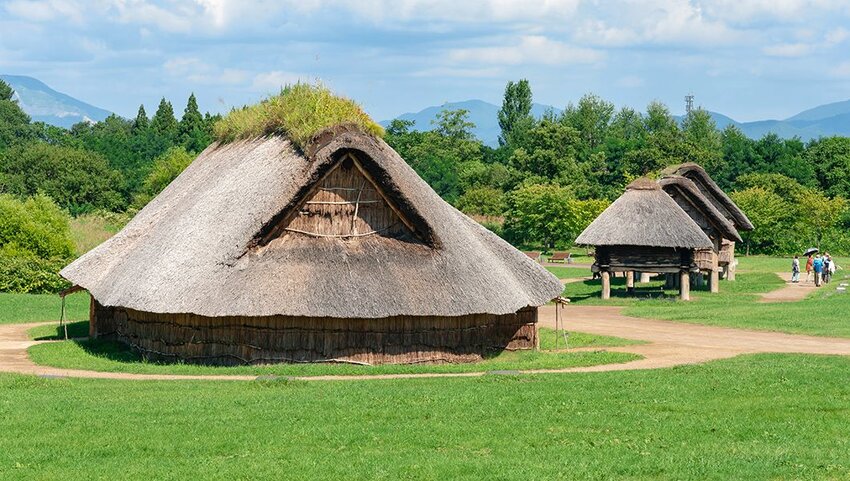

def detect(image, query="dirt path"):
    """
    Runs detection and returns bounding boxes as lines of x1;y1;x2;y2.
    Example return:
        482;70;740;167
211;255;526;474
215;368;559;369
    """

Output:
4;301;850;381
758;272;819;302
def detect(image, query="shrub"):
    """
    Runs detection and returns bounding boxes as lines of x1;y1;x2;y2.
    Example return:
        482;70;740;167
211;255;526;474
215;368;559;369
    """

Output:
0;143;124;215
213;83;384;150
0;194;74;293
0;194;74;259
132;147;195;209
0;256;69;293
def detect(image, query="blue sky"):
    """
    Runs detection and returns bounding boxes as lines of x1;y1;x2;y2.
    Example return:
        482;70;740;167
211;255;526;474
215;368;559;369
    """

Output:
2;0;850;122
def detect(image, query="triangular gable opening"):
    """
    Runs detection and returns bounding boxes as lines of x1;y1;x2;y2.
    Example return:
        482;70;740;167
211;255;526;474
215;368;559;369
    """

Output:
257;152;423;245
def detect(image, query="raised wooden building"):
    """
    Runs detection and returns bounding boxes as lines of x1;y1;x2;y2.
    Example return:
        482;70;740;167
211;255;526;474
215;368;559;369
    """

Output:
658;175;742;292
61;126;562;365
575;178;713;301
661;163;753;280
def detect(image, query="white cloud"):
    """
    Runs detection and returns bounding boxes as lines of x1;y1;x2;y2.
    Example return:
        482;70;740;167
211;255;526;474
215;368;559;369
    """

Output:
4;0;85;24
448;36;602;66
617;75;644;88
762;42;811;57
163;56;249;85
825;27;849;45
252;71;310;91
410;67;504;78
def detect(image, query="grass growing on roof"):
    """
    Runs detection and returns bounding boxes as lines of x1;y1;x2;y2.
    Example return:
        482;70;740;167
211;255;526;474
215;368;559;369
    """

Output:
213;83;384;149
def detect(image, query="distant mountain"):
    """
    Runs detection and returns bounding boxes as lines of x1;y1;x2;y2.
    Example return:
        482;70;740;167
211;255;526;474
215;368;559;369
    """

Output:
384;98;850;145
381;99;560;147
1;74;112;128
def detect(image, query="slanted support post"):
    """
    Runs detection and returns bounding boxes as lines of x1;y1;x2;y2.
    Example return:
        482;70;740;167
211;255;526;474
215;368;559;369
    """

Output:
679;269;691;301
601;270;611;300
626;271;634;294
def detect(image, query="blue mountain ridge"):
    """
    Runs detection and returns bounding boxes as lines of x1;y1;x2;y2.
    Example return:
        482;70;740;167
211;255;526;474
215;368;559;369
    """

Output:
1;74;112;128
382;100;850;146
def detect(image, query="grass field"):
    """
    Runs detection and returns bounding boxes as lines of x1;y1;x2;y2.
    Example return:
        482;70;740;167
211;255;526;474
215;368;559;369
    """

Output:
26;325;640;377
544;265;592;279
555;256;850;338
1;353;849;480
0;292;89;324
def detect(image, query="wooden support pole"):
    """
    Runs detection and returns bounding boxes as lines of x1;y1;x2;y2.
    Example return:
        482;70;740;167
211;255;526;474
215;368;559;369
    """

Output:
727;260;736;281
680;270;691;301
710;269;720;293
601;270;611;300
626;271;634;294
640;272;651;283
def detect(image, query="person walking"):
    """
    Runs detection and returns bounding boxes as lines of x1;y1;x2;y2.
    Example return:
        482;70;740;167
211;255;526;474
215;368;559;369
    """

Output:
823;253;832;284
791;255;800;283
813;254;824;287
806;254;814;283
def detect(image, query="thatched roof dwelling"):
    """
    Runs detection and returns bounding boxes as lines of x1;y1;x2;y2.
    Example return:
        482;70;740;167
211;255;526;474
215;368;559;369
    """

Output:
576;178;712;249
661;163;754;231
61;90;561;365
575;178;711;300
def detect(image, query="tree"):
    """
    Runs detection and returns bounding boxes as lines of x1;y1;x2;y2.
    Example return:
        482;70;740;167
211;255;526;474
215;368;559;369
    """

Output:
508;117;581;181
731;187;794;255
497;79;533;146
682;109;722;171
503;184;574;248
432;109;475;141
133;104;149;132
455;186;506;216
562;93;614;151
179;93;211;153
132;147;195;209
150;98;178;140
808;136;850;198
794;188;846;251
0;143;124;214
0;79;32;149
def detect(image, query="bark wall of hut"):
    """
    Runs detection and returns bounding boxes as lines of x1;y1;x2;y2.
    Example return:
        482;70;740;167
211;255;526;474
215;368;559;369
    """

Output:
88;299;539;365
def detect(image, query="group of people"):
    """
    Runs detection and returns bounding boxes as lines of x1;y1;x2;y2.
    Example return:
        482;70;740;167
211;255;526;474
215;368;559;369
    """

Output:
792;252;841;287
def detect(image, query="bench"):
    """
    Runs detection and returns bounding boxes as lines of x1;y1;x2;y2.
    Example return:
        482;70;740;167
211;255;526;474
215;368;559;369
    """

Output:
523;251;542;263
549;251;572;264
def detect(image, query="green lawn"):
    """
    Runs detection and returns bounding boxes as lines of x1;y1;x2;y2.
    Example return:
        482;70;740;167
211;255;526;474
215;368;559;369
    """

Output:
545;265;592;279
0;291;89;324
2;354;849;480
26;325;639;377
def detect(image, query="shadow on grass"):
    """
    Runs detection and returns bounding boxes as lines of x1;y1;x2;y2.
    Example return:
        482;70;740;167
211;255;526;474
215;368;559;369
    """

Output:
31;320;90;340
564;276;714;303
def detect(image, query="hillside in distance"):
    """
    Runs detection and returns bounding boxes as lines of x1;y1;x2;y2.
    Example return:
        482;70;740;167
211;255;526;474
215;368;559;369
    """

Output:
384;99;850;146
1;74;112;128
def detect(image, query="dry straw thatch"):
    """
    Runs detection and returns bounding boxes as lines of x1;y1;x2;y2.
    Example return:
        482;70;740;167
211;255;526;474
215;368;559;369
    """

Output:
575;178;713;249
62;126;562;319
658;175;742;242
661;163;754;231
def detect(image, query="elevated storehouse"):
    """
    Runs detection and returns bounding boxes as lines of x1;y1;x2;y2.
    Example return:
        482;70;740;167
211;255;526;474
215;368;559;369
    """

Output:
575;178;713;300
61;125;562;365
658;175;742;292
662;163;753;280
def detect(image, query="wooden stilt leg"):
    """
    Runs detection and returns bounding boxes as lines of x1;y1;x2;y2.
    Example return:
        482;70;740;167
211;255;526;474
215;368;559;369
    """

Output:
626;271;634;294
640;272;651;283
710;270;719;293
680;270;690;301
601;271;611;300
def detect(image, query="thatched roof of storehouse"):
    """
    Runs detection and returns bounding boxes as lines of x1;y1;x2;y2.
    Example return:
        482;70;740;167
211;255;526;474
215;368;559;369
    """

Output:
657;175;742;243
61;88;561;319
575;178;712;249
661;163;754;231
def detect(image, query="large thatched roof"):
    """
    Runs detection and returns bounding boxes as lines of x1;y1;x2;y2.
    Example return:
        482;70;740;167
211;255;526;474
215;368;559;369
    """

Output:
575;178;713;248
658;175;742;243
61;127;561;318
661;163;754;231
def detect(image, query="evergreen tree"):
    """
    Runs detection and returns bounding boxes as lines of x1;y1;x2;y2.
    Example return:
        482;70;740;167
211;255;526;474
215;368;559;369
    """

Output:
133;104;149;132
0;80;14;101
150;98;178;139
0;79;32;149
497;79;533;146
179;93;210;153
